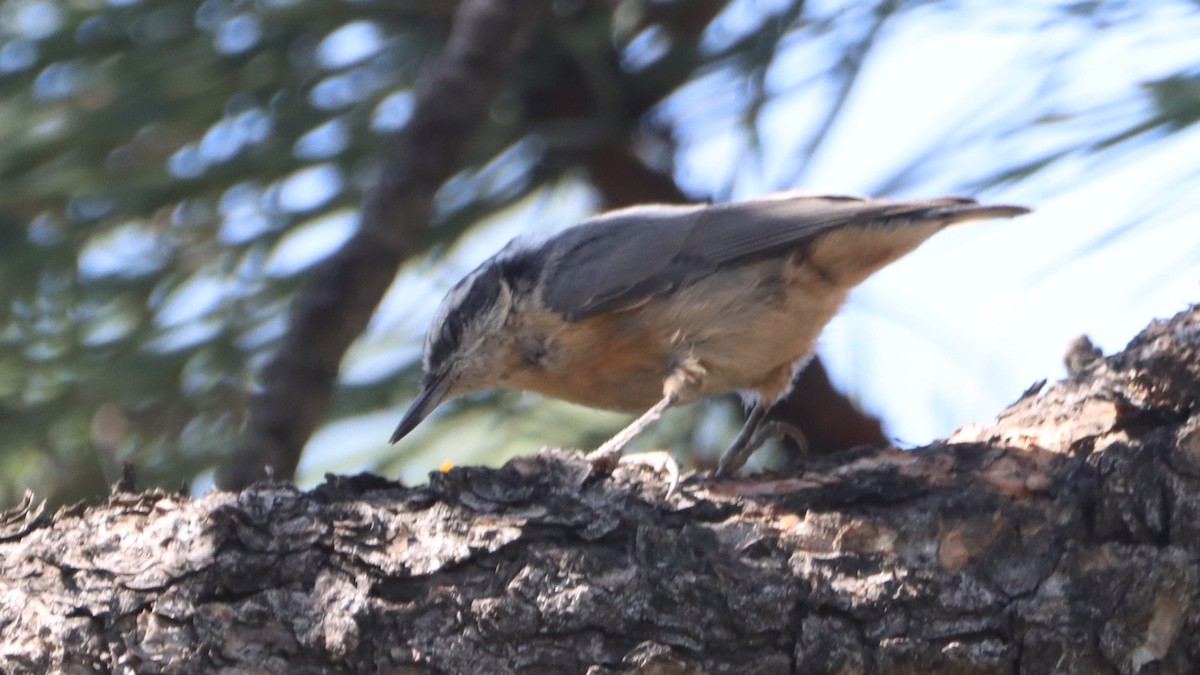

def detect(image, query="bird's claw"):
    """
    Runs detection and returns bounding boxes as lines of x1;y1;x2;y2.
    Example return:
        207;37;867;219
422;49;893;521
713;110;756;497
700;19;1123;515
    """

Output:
586;448;681;499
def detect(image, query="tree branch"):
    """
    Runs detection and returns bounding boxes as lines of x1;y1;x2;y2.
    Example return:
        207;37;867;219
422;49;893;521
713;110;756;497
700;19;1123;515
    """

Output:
222;0;549;489
6;306;1199;673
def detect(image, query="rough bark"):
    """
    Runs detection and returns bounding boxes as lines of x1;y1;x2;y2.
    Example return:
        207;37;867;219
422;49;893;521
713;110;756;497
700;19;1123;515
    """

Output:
4;305;1199;674
222;0;549;489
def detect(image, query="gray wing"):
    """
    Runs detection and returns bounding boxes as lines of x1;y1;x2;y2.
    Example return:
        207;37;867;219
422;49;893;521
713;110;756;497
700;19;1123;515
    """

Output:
539;193;1027;322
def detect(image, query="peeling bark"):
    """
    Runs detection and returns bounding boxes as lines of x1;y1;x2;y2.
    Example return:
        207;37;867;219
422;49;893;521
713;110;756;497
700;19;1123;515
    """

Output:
4;306;1199;674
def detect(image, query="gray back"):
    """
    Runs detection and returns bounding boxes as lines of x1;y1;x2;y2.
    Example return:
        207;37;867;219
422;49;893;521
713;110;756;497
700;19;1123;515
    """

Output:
539;195;936;321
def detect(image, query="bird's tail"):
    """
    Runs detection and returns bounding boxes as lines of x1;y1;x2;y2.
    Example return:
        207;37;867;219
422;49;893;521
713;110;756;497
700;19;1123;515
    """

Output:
803;196;1030;287
905;197;1031;225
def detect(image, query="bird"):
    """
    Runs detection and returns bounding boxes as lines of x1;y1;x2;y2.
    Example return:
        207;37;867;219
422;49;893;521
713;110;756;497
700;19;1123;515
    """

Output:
390;192;1029;477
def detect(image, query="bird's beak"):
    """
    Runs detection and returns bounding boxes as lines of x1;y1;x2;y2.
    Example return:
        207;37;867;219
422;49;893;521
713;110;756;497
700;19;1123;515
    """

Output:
390;372;451;444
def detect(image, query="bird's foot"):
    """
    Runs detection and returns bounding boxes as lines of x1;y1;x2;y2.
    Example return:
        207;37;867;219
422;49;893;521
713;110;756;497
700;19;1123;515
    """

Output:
616;450;682;498
715;412;808;478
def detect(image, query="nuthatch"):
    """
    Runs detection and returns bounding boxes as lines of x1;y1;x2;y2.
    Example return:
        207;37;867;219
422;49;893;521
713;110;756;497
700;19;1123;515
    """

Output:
391;193;1029;476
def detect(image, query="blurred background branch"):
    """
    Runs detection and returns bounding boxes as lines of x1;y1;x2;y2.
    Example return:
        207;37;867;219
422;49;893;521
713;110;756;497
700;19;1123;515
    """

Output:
220;0;548;489
1;0;1198;504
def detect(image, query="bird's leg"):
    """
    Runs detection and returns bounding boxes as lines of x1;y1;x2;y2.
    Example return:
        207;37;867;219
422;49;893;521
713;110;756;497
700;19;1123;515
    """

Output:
586;394;675;463
716;364;809;477
715;412;811;477
586;357;706;490
715;401;769;477
748;418;811;467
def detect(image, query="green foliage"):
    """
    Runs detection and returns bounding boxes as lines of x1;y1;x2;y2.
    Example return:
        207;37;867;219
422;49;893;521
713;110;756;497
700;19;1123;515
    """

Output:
0;0;444;501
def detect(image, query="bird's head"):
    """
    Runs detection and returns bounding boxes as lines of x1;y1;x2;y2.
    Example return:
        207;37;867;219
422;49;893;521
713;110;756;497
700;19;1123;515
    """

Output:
389;255;520;443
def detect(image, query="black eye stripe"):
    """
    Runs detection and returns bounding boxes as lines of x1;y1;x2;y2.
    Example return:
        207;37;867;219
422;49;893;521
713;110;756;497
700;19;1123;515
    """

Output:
424;246;546;373
427;266;500;369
